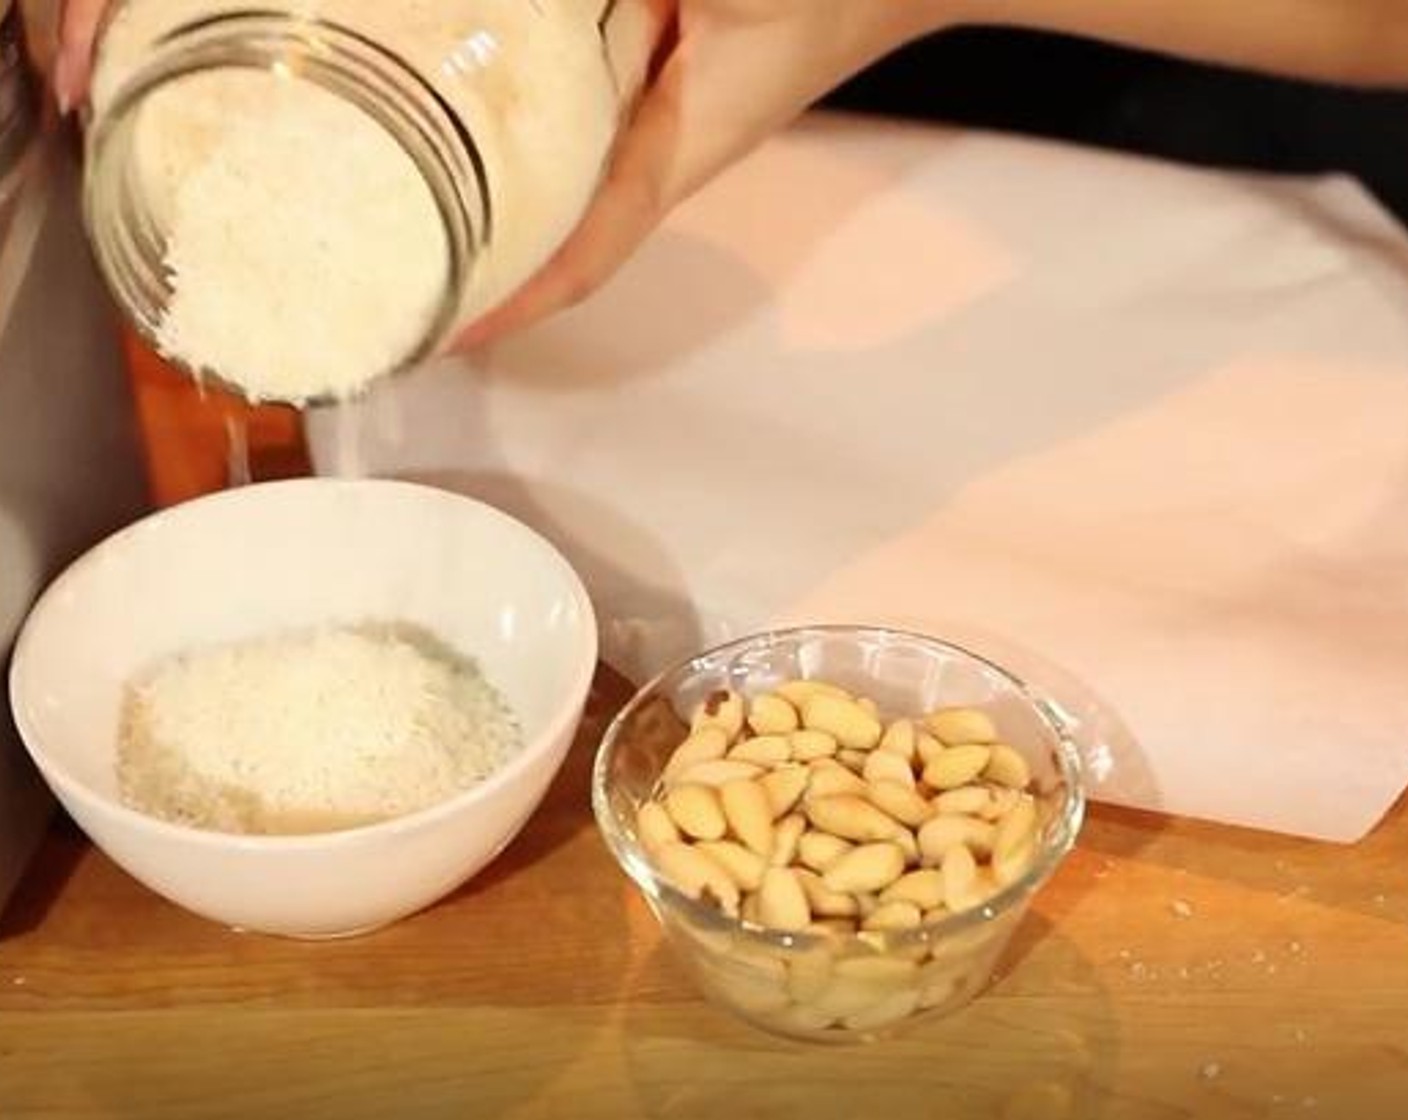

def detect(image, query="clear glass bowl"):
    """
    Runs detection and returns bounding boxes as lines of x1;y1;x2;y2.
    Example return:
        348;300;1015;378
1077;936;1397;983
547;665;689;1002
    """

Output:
592;625;1086;1044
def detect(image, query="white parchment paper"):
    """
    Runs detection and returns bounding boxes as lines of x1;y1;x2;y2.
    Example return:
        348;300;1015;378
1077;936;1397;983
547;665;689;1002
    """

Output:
308;114;1408;842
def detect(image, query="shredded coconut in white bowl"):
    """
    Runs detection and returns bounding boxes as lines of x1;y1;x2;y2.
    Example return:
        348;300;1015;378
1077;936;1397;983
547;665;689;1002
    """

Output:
118;621;523;835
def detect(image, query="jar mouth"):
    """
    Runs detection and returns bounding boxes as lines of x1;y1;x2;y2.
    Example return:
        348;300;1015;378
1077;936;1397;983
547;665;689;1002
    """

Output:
83;12;491;406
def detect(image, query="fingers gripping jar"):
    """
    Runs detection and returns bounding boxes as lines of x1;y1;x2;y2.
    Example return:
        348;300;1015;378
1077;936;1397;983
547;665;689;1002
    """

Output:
83;1;660;404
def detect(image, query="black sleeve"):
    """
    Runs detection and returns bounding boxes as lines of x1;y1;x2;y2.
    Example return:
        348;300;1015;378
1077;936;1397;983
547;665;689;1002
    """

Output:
821;26;1408;229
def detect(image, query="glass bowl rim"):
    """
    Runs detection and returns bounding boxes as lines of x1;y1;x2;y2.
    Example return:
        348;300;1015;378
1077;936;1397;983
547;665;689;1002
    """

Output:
591;623;1087;956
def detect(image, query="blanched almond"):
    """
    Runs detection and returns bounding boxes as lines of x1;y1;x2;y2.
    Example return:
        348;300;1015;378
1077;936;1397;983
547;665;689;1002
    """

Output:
802;694;883;751
691;688;746;741
984;743;1033;790
992;837;1037;887
805;795;904;843
822;842;906;895
696;839;767;892
656;842;739;915
979;784;1022;821
636;800;681;853
720;778;775;857
941;844;980;912
771;812;807;867
832;954;918;987
842;988;920;1032
922;745;993;790
995;793;1039;860
662;726;729;784
893;826;920;865
795;868;861;918
915;731;948;768
777;679;850;707
932;786;992;817
807;918;858;940
727;734;792;767
805;976;893;1021
758;867;811;931
748;693;800;736
837;748;871;773
880;868;946;911
758;765;809;819
806;764;869;799
789;729;838;762
863;749;916;789
674;758;765;788
797;829;854;873
924;707;998;745
917;814;997;864
878;718;918;762
863;900;923;933
786;945;834;1002
865;780;931;829
664;783;726;841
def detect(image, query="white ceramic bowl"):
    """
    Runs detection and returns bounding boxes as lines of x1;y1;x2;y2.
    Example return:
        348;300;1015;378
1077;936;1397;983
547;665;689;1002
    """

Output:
8;478;597;938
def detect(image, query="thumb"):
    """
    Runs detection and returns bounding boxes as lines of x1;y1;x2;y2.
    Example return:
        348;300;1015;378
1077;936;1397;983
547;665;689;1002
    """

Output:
54;0;108;112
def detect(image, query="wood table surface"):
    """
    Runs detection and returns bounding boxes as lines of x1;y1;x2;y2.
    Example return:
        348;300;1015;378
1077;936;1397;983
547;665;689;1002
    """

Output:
2;339;1406;1120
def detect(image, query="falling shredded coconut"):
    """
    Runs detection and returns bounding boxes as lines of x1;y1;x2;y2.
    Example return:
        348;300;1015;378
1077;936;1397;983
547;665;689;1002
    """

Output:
117;622;522;834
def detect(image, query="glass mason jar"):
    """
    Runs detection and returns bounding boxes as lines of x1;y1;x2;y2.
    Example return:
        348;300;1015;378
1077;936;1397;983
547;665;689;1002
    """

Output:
82;1;659;404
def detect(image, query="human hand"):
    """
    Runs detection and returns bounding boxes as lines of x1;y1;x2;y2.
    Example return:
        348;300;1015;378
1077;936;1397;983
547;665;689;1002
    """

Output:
457;0;954;347
52;0;109;112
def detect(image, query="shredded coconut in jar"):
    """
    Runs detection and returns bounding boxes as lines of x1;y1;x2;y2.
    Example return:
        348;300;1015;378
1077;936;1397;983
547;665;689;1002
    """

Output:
141;72;449;402
90;0;654;403
117;622;523;834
